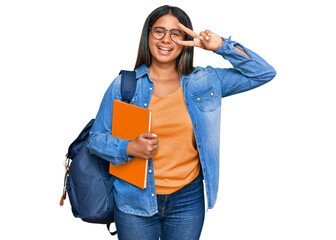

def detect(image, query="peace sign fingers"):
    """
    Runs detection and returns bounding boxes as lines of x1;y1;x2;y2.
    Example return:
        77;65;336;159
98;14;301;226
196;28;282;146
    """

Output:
176;23;224;52
176;23;205;48
178;23;199;39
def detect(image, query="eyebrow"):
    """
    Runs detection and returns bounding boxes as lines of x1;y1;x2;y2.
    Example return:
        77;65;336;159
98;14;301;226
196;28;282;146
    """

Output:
153;26;183;31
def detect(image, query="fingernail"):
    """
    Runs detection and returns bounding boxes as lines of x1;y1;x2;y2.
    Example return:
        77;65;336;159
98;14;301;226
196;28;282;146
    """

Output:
152;133;157;137
206;36;209;40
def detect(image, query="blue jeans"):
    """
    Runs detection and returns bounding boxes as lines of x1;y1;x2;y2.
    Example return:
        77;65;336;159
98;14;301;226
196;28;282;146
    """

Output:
114;172;205;240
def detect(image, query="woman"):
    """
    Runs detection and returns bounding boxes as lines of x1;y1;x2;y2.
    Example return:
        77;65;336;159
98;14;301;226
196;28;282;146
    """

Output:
88;5;276;240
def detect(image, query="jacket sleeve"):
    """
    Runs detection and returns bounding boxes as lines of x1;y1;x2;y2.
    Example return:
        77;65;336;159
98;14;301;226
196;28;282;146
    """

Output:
87;76;135;165
212;37;276;97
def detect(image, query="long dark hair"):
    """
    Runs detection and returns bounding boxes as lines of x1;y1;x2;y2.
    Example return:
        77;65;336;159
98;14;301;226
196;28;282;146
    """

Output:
134;5;194;75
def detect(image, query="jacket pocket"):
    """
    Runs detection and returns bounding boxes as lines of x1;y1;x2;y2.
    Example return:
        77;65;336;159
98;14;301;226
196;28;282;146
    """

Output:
191;86;220;112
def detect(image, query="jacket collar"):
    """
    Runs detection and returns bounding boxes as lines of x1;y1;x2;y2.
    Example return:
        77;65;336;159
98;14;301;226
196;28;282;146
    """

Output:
135;64;149;79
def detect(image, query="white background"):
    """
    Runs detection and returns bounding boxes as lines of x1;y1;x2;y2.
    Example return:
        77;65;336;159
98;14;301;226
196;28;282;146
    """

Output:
1;0;335;239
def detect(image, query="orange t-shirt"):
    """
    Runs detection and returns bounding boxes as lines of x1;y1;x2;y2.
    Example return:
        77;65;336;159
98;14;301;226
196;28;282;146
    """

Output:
148;86;200;194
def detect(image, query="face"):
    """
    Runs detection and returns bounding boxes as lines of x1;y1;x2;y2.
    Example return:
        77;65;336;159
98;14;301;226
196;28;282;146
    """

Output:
148;14;184;66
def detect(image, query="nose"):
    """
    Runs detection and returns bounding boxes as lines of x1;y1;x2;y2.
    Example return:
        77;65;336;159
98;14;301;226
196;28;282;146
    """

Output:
161;31;172;43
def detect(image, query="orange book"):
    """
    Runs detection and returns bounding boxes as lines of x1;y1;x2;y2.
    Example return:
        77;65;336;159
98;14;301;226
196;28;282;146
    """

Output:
109;100;152;189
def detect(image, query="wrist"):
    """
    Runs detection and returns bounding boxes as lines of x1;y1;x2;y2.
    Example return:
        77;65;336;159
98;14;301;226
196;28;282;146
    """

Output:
214;39;224;52
126;140;134;156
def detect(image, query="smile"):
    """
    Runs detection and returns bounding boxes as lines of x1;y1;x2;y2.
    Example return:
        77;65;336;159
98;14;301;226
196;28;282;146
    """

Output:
157;46;173;55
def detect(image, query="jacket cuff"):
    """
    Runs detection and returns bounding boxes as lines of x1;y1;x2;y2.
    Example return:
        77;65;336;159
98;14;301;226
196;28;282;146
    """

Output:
214;36;237;55
119;139;135;163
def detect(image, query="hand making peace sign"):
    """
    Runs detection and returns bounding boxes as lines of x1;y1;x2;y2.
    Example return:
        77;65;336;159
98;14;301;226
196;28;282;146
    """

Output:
176;23;224;52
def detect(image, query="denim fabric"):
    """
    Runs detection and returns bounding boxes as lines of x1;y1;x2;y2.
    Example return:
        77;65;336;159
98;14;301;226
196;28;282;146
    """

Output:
87;37;276;216
114;172;205;240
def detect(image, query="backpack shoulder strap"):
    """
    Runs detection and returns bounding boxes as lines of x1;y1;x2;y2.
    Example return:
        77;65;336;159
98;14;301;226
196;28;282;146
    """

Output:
120;70;136;103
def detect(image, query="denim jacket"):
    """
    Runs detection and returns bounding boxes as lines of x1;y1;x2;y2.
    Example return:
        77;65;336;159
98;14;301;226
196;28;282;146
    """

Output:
87;37;276;216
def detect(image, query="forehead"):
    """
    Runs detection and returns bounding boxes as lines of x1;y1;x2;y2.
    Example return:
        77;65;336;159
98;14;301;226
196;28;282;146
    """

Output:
152;14;180;29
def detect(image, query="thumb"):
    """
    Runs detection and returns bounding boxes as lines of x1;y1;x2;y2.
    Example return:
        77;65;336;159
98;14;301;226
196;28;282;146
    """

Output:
142;132;157;139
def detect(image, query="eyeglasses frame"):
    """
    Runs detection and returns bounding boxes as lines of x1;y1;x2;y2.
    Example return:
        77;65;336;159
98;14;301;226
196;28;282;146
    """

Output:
149;26;186;42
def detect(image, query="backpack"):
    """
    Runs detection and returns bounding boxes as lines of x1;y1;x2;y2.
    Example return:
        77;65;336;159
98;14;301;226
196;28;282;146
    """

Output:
60;70;137;235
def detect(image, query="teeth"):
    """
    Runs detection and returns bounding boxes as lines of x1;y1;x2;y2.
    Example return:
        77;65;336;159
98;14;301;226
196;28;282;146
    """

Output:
158;47;172;51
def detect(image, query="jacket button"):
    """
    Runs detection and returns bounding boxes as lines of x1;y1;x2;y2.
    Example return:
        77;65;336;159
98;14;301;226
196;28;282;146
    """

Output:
149;88;153;90
194;124;197;127
149;169;152;173
151;193;155;197
144;103;147;107
198;145;201;148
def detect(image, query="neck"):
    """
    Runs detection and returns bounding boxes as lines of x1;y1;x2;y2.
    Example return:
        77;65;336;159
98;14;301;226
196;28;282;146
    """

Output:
148;61;178;81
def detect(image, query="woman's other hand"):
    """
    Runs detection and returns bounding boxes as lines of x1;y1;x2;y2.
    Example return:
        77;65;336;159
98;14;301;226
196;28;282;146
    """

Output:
126;132;159;159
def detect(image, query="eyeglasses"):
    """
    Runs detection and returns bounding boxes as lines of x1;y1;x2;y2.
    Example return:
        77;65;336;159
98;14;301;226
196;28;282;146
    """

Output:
149;26;185;42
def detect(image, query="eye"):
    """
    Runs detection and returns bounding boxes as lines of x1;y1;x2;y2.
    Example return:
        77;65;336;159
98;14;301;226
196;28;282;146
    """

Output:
153;27;165;34
155;29;164;34
170;30;183;37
